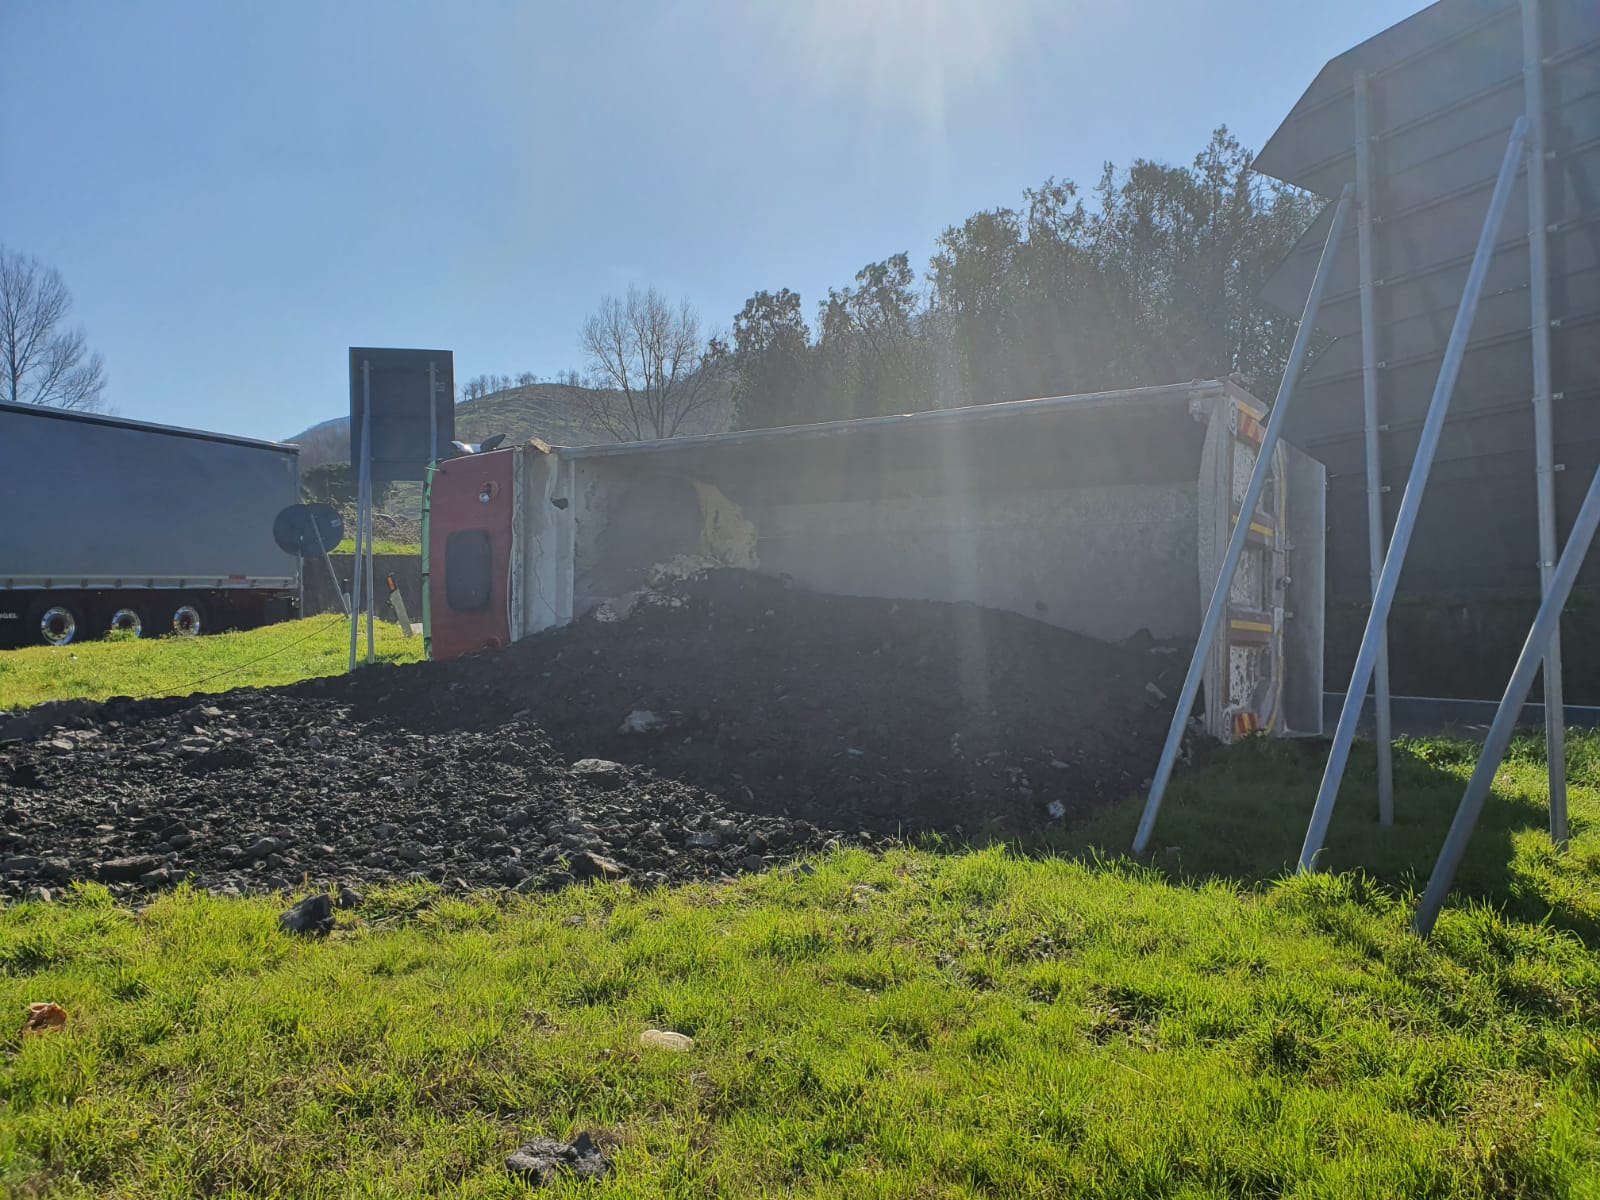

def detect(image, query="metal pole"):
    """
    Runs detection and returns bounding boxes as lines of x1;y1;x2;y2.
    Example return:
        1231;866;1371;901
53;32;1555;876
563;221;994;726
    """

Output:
1523;0;1568;846
1299;119;1528;872
363;424;375;665
312;521;348;616
1414;459;1600;937
1131;185;1354;857
1355;71;1396;827
349;361;371;672
428;360;439;468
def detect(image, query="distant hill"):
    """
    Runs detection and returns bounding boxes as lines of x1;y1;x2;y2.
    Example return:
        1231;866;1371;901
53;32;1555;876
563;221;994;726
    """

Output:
285;381;732;469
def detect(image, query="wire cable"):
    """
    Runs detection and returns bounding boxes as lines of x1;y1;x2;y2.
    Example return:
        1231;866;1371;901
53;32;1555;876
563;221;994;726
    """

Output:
134;612;353;701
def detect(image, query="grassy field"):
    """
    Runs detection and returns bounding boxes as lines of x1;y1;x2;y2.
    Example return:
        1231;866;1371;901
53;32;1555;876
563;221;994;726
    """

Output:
330;538;420;556
0;617;423;710
2;732;1598;1197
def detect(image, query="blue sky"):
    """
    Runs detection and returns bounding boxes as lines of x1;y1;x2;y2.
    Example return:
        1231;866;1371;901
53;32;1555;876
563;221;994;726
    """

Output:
2;0;1420;442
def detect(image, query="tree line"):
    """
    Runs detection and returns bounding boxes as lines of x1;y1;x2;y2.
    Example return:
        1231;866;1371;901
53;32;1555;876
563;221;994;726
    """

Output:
576;128;1317;440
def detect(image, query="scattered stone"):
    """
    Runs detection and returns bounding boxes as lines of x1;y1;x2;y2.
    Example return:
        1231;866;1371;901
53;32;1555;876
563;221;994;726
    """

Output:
568;850;626;882
240;836;284;864
570;758;625;785
335;884;363;909
279;894;335;937
1046;799;1067;820
505;1131;610;1186
685;831;721;849
640;1029;694;1051
1144;681;1168;703
98;854;164;883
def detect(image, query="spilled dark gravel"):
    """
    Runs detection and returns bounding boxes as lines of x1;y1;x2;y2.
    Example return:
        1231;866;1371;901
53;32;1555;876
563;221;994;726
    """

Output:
0;571;1187;900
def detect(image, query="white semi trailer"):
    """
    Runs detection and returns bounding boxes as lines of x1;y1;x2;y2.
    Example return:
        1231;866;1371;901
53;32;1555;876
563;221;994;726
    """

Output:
423;380;1326;741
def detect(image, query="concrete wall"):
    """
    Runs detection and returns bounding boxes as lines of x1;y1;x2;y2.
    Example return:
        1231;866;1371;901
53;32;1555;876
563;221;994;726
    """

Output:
303;553;422;622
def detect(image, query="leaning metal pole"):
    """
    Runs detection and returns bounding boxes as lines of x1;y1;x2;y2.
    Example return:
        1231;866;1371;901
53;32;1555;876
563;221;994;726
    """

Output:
1523;0;1568;845
1131;185;1354;857
1355;70;1396;827
1414;459;1600;937
1298;119;1528;872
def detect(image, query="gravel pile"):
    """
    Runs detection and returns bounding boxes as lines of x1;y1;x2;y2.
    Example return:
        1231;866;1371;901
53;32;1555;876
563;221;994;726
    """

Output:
0;571;1188;900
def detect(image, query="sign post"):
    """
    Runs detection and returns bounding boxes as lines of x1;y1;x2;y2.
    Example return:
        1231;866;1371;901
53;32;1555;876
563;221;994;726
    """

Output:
348;348;453;670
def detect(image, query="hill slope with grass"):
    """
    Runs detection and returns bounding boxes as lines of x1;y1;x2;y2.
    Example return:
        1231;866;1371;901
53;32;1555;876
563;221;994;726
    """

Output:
287;381;734;469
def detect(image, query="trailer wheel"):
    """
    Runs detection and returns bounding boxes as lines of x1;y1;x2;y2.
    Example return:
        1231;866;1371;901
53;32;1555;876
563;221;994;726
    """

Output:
34;603;80;647
170;602;204;637
108;607;145;638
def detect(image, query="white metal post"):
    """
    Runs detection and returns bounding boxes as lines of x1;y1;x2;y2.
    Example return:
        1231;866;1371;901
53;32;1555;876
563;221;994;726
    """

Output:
1355;70;1396;826
1299;120;1528;872
1522;0;1567;846
1131;185;1354;857
1414;459;1600;937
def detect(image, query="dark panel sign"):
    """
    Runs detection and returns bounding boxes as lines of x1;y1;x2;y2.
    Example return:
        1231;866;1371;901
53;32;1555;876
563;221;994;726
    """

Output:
349;348;455;482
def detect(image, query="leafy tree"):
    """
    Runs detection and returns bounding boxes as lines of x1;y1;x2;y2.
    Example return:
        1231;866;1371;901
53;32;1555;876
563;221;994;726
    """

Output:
730;288;812;430
725;128;1315;429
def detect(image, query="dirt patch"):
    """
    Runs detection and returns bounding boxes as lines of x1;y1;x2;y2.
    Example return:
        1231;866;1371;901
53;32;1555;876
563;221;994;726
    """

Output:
0;571;1190;900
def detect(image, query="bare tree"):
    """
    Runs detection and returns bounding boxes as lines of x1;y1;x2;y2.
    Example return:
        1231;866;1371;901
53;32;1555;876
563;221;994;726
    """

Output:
0;247;107;411
579;286;727;441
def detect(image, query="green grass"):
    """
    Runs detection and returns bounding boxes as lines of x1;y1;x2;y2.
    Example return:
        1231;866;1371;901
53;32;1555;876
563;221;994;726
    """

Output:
0;617;423;709
330;538;420;556
2;735;1598;1197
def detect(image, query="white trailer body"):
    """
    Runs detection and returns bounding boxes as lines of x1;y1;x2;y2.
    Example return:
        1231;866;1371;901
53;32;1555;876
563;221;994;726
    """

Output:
426;380;1326;740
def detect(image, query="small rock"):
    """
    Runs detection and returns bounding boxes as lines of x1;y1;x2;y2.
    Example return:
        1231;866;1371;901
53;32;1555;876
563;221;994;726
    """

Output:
497;860;531;885
568;850;626;882
1144;681;1168;703
140;866;173;887
570;758;624;784
279;894;334;937
240;836;284;864
640;1029;694;1051
1046;799;1067;820
685;831;721;849
336;885;362;909
740;854;766;872
505;1131;610;1185
97;854;164;882
1050;759;1070;770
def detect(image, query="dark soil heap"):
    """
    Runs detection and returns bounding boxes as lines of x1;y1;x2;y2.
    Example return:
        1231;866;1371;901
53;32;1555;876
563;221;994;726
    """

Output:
0;571;1187;899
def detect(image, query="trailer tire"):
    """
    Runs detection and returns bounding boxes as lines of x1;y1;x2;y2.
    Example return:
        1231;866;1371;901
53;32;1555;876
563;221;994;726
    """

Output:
31;600;82;647
170;601;205;638
107;606;146;638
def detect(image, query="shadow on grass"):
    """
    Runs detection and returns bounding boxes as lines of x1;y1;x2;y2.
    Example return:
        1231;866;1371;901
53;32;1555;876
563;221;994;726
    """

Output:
1005;731;1600;947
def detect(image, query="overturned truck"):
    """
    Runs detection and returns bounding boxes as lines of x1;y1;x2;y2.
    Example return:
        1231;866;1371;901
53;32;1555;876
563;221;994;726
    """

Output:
423;380;1327;741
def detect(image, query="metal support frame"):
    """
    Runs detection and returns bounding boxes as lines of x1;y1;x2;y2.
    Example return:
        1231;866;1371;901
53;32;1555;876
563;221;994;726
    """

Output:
1414;459;1600;936
1298;119;1528;872
1522;0;1568;846
1354;70;1396;826
1131;185;1354;857
349;360;376;671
